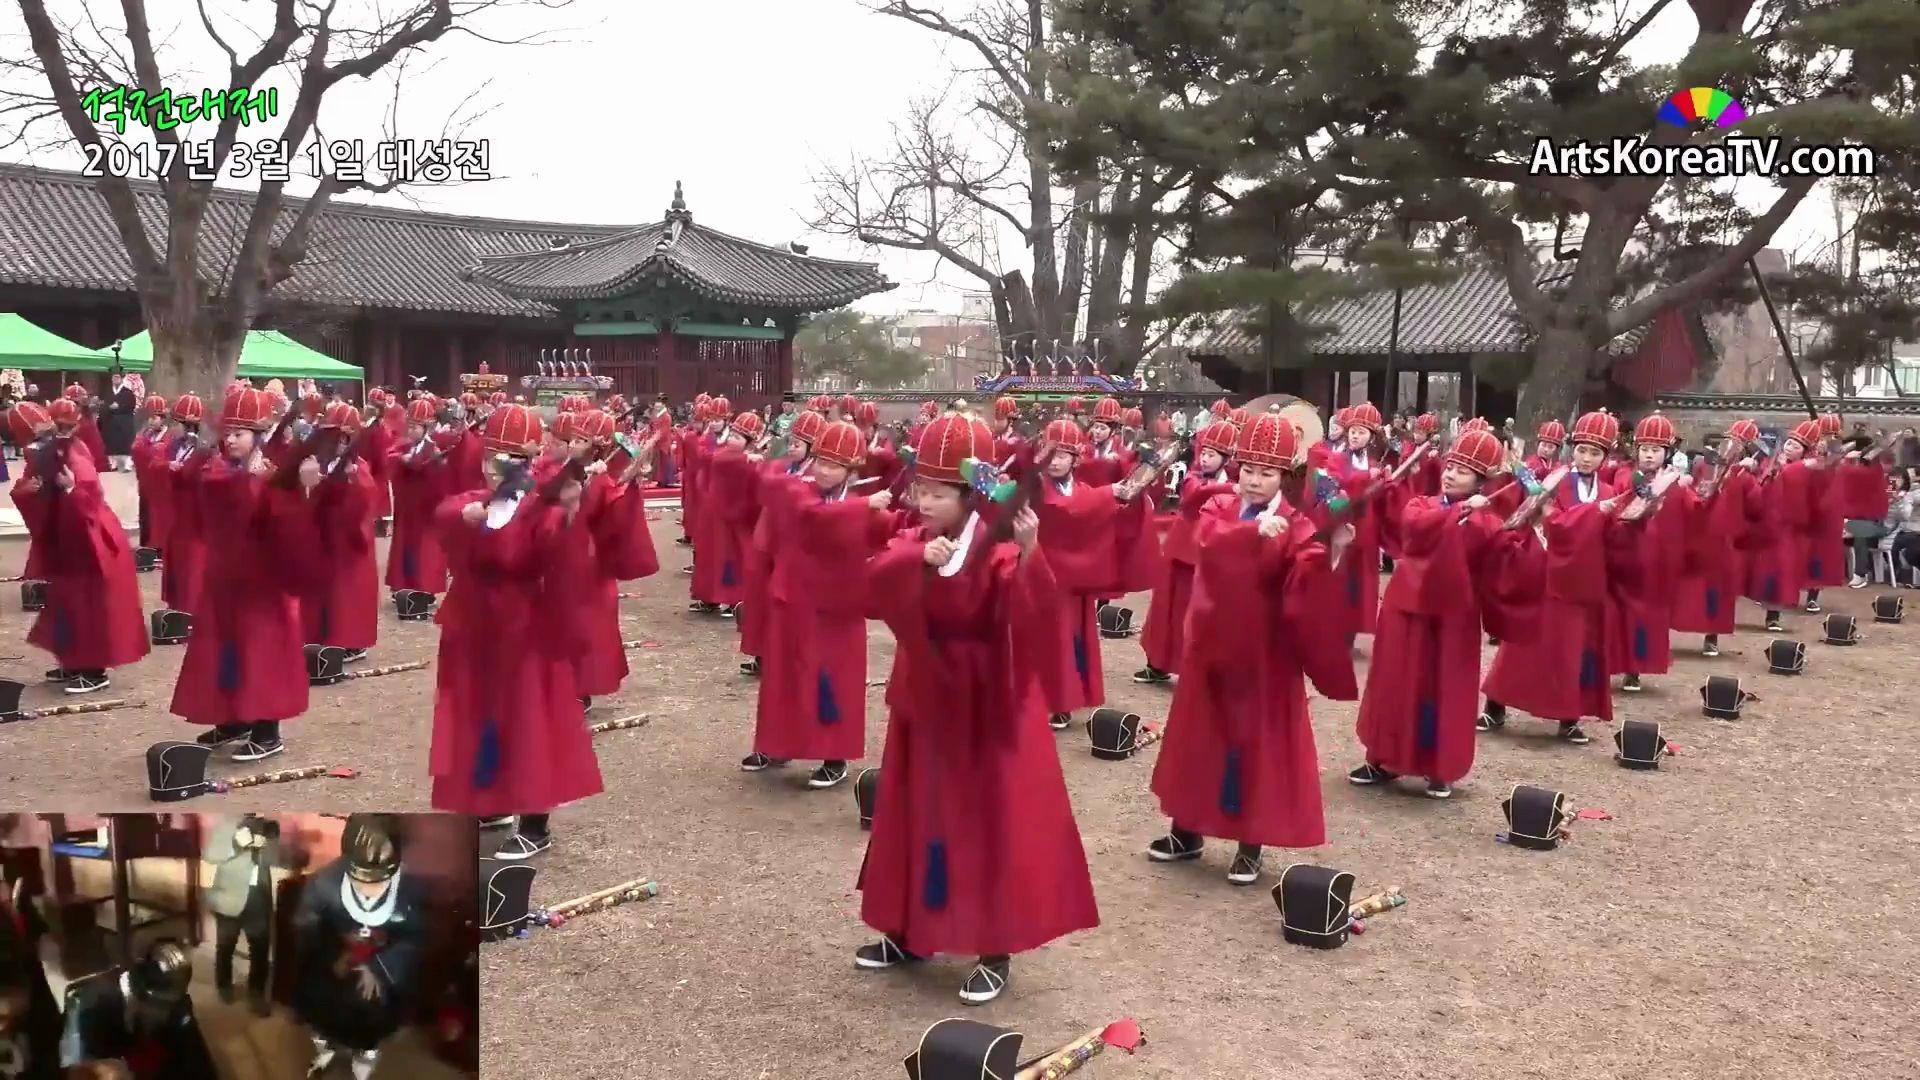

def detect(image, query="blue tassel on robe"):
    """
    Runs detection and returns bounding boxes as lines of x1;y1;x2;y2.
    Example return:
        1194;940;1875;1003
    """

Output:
817;670;840;724
317;602;332;644
922;840;949;910
1072;630;1089;690
721;560;737;587
401;544;418;585
1807;555;1824;580
472;717;501;789
1705;587;1720;617
217;639;241;694
1347;561;1362;606
51;604;74;653
1763;574;1779;603
1578;648;1600;690
1219;749;1244;816
1416;700;1439;750
1633;623;1650;661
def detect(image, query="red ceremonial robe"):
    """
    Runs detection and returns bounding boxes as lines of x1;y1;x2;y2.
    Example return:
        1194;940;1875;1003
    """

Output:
1356;493;1545;783
1072;441;1136;489
1149;494;1352;847
169;461;324;727
130;427;172;548
1139;471;1235;673
1323;447;1386;636
428;489;604;815
1671;468;1762;635
677;427;710;540
74;415;109;472
1742;462;1817;609
689;445;758;606
992;433;1029;482
857;520;1099;957
863;439;906;494
11;445;149;672
1031;476;1157;714
574;469;660;698
740;458;808;659
360;418;396;521
298;466;380;651
1803;464;1848;589
1604;482;1699;678
160;442;210;614
385;442;454;594
751;478;891;761
1481;475;1642;724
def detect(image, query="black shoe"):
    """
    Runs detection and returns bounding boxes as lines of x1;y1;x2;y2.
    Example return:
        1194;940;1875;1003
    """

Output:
341;649;368;664
196;724;249;748
719;604;738;619
1131;666;1171;684
1347;763;1396;785
42;667;72;683
740;658;760;676
808;761;849;789
579;696;593;712
65;671;111;694
478;816;516;829
493;831;550;860
958;956;1010;1005
232;724;284;763
1557;722;1591;746
675;536;693;547
740;752;789;772
1620;675;1642;693
1226;844;1263;885
1803;599;1822;613
1476;711;1505;732
217;982;237;1005
1764;616;1785;632
681;566;694;575
853;936;922;970
1425;780;1453;800
1702;636;1720;658
1147;830;1204;862
1048;713;1071;731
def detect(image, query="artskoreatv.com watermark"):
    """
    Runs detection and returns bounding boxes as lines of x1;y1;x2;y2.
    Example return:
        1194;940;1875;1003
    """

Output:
1529;136;1877;179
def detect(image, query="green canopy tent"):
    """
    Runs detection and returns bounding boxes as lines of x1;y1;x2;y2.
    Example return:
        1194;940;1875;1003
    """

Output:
109;330;364;382
0;312;118;372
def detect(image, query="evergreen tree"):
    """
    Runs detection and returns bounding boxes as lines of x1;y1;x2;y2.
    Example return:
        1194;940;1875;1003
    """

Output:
793;309;930;390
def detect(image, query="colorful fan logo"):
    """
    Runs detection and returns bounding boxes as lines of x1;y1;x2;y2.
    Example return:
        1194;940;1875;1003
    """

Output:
1657;88;1747;129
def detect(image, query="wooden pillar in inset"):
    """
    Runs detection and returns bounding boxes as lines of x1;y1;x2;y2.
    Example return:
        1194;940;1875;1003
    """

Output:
1415;370;1430;413
446;333;464;398
658;324;679;404
777;331;794;402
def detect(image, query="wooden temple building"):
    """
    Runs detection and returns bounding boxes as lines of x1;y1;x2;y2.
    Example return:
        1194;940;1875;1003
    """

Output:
0;163;892;408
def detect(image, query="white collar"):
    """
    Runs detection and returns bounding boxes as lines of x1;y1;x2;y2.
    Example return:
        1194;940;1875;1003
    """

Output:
936;513;979;577
485;490;522;530
342;870;402;928
1053;475;1074;496
1574;473;1598;503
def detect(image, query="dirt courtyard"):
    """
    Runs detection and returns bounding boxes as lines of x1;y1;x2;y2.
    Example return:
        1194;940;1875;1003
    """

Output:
6;520;1918;1078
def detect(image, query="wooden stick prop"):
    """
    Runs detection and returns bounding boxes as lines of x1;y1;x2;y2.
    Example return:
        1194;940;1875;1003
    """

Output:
1498;465;1571;530
1306;441;1432;543
533;878;662;928
1345;887;1408;936
1115;440;1187;501
589;713;650;735
1013;1019;1147;1080
0;698;133;725
338;661;428;682
215;765;359;793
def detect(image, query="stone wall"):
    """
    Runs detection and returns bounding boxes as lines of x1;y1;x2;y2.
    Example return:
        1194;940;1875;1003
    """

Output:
1648;392;1920;445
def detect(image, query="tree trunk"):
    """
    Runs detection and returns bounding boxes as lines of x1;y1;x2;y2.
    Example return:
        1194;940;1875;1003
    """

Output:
1515;323;1598;430
1086;174;1134;354
139;277;246;406
1113;209;1158;378
1000;270;1043;357
1057;178;1098;345
1023;0;1060;342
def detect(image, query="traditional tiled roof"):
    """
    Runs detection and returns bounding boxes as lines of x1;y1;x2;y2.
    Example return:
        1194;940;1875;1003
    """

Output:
467;182;892;312
1194;265;1652;359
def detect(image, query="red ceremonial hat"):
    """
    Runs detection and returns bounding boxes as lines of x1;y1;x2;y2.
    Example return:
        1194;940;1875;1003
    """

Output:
730;411;764;440
713;396;732;416
484;403;543;456
1788;418;1822;449
1346;402;1383;432
1210;398;1231;419
222;388;276;432
1461;417;1493;433
1726;418;1760;444
1446;429;1505;476
551;412;577;443
8;401;53;443
791;410;828;445
1092;397;1123;424
1196;420;1239;455
1570;410;1620;450
488;391;508;407
913;412;994;485
1043;417;1089;456
1228;407;1250;426
63;382;87;401
920;400;939;419
171;394;205;423
576;410;614;444
1234;405;1297;469
365;387;385;406
460;392;481;410
1633;411;1676;448
1123;406;1145;429
993;396;1019;420
1816;412;1843;437
855;401;878;426
1150;414;1173;438
1334;406;1354;426
1413;413;1439;434
406;397;437;425
838;394;860;415
696;392;712;405
302;392;324;417
48;398;80;426
322;401;362;434
1536;419;1567;445
813;420;865;468
808;394;832;413
1065;396;1086;415
143;394;168;416
607;394;628;414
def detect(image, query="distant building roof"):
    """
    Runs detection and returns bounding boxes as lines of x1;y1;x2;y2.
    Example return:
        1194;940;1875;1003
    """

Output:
466;181;892;313
0;162;628;318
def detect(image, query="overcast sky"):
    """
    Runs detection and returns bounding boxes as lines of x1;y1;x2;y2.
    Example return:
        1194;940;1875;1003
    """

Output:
0;0;1849;321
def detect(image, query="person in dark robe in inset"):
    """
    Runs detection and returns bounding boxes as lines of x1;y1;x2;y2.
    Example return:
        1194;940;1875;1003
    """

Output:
58;940;215;1080
103;374;140;472
293;814;425;1080
1;866;63;1080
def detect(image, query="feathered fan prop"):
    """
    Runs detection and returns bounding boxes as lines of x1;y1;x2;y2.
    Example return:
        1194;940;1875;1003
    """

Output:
960;456;1019;503
1310;468;1351;515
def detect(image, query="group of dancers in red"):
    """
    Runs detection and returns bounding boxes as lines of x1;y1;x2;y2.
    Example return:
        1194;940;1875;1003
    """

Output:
9;377;1890;1006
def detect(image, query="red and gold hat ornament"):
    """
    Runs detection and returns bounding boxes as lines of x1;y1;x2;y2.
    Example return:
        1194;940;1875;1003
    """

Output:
48;398;80;426
790;410;828;445
407;397;438;426
143;394;169;416
1726;418;1760;445
912;412;995;485
1461;417;1492;433
1196;419;1239;455
993;396;1019;420
1413;412;1440;434
1233;404;1298;469
322;401;362;434
813;421;865;468
1346;402;1383;432
1536;419;1567;445
221;387;277;432
1787;419;1822;449
8;401;53;444
1570;409;1620;450
1043;417;1090;456
1091;397;1123;424
172;394;205;424
484;403;543;457
575;410;615;445
729;410;764;440
1633;411;1676;448
855;401;879;427
1446;429;1505;476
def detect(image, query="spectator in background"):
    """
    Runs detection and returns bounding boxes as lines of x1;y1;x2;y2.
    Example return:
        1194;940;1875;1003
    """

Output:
104;371;140;471
202;815;284;1016
1669;437;1690;475
1894;426;1920;470
1887;470;1920;587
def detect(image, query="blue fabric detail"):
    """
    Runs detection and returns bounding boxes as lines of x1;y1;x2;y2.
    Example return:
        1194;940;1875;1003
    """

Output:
1240;503;1262;521
217;639;241;694
1220;749;1244;816
1416;700;1439;750
1578;648;1599;690
473;717;501;789
161;561;174;599
1807;555;1824;579
1704;587;1720;617
1072;630;1089;686
317;602;332;644
1763;574;1779;603
1347;560;1362;606
401;544;418;584
51;604;74;653
1633;623;1650;661
817;670;840;724
721;560;737;587
922;840;949;911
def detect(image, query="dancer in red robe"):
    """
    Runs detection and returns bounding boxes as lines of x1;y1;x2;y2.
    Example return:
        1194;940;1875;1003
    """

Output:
1480;410;1653;745
54;387;110;471
743;421;894;786
1322;401;1390;638
1073;397;1137;487
1134;419;1239;685
154;394;211;618
853;410;1096;1006
677;397;719;549
1607;413;1699;692
1307;408;1348;473
129;395;172;548
1349;428;1546;797
385;397;456;597
1031;417;1157;729
688;408;760;615
8;402;150;694
1743;419;1827;631
295;402;381;659
568;409;661;707
430;403;603;860
1801;411;1849;605
854;401;906;494
988;396;1028;481
169;388;326;762
1147;406;1355;886
740;410;826;674
1670;418;1764;655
